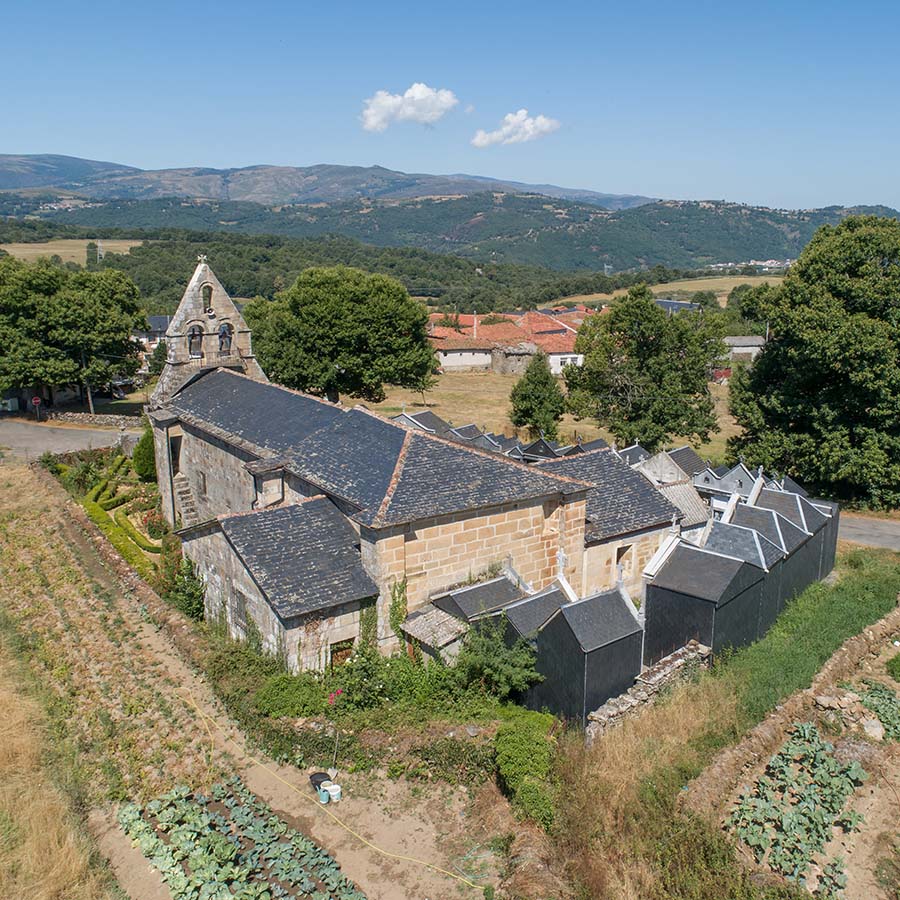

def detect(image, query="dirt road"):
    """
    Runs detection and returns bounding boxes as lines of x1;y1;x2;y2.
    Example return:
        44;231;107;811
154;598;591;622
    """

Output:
840;514;900;552
0;418;126;460
0;464;493;900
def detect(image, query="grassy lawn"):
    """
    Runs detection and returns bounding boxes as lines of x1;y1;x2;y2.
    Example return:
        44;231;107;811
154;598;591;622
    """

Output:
0;238;145;266
370;372;739;462
66;380;155;417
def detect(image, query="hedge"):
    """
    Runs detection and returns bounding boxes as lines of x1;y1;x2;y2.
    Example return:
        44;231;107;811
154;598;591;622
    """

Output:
110;454;129;476
495;709;557;829
100;489;140;511
82;499;156;580
87;478;109;502
114;510;162;554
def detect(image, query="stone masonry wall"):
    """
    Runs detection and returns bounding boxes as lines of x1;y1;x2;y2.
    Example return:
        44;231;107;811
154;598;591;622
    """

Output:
179;424;257;522
45;410;142;429
583;525;672;598
585;640;712;744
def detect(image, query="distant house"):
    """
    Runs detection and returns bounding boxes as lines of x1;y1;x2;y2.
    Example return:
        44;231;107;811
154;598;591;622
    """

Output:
654;298;699;315
725;335;766;362
134;315;173;350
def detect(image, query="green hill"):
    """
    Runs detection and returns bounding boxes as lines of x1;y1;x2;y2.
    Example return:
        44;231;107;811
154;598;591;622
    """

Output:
38;193;900;270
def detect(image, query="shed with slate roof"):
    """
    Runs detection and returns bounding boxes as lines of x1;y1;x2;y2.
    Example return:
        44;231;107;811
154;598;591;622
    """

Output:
643;543;766;663
181;497;378;671
667;445;706;477
521;587;643;724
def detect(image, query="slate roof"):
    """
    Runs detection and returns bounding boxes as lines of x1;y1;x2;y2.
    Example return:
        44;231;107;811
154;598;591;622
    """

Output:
503;586;567;637
730;504;809;554
658;480;709;529
538;449;680;542
450;424;484;442
558;588;642;652
402;604;468;649
519;437;560;460
617;444;651;466
704;521;784;570
170;369;343;455
390;410;453;436
350;422;588;528
656;298;699;314
433;576;525;622
756;488;830;534
725;336;766;347
652;543;748;603
146;315;173;333
668;445;706;476
219;498;377;619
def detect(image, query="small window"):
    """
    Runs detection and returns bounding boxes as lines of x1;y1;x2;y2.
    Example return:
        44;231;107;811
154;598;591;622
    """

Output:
330;638;354;669
616;544;634;576
201;283;213;307
188;325;203;358
231;589;248;634
197;471;207;499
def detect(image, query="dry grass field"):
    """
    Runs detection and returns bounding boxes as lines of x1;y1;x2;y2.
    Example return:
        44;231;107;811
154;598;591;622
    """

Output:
551;274;784;308
0;239;144;265
369;371;739;462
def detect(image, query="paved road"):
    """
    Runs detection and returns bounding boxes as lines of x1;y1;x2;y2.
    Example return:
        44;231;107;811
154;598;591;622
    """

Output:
0;418;124;461
839;515;900;552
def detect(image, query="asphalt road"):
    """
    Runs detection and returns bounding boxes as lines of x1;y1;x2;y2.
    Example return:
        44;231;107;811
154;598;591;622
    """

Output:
839;515;900;552
0;418;124;461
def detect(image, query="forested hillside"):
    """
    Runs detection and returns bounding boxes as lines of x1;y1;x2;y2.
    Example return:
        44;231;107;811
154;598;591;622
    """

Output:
33;193;899;270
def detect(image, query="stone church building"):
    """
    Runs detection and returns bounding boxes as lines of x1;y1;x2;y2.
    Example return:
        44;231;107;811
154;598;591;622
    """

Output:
149;260;682;671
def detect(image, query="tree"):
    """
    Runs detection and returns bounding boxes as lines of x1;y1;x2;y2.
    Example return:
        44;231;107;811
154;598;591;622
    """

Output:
566;285;726;453
453;616;542;700
0;257;143;400
132;425;157;482
729;216;900;506
245;266;436;403
147;339;167;376
510;352;566;440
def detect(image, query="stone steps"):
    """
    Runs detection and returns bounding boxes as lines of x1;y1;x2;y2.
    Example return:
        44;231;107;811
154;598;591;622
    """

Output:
173;473;199;527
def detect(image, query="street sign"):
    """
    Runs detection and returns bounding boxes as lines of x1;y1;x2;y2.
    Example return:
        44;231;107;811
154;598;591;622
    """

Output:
32;397;41;406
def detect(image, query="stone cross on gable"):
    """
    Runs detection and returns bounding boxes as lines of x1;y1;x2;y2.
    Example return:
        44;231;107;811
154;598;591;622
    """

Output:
197;253;208;264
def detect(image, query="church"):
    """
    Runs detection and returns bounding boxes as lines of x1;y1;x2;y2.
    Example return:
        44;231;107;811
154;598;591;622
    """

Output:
148;260;681;671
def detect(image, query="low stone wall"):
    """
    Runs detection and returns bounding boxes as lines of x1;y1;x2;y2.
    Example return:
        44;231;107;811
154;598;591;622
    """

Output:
45;410;142;429
586;640;712;744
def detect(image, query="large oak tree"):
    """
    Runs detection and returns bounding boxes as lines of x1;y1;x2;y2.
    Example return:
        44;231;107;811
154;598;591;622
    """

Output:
566;285;725;453
730;216;900;506
245;266;435;403
0;257;143;400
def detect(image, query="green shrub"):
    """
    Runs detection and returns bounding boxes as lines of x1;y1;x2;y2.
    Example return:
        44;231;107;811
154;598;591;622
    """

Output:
87;478;109;502
495;709;556;829
62;459;101;495
888;651;900;684
255;673;325;718
38;451;61;475
412;737;496;785
113;510;161;553
82;499;155;580
163;558;205;620
132;426;156;482
110;454;129;476
454;616;542;700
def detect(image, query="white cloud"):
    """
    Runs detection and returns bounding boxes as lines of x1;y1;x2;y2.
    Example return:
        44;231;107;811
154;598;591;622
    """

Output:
361;82;459;132
471;108;561;148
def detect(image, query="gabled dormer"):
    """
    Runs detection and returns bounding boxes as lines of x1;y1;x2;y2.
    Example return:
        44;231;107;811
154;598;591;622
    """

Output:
149;255;268;406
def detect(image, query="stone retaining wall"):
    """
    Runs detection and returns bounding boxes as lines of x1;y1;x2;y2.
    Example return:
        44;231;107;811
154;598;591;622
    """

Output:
586;640;712;744
45;410;143;429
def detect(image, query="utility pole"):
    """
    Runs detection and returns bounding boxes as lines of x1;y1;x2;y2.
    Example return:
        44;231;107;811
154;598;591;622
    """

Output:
81;350;95;415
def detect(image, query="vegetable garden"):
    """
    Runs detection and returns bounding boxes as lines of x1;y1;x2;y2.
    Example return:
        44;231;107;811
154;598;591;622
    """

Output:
119;777;367;900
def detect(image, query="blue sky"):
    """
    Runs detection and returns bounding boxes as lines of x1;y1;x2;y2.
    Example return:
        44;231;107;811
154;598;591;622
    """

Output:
4;0;900;208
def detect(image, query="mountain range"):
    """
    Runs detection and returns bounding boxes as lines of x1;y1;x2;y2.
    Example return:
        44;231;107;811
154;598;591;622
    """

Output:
0;154;652;209
1;154;897;271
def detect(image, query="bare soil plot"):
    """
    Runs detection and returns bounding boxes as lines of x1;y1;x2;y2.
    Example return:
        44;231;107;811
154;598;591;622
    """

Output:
0;464;506;900
0;238;144;265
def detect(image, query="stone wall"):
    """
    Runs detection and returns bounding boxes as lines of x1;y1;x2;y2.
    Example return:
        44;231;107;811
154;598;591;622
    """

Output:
183;524;368;672
585;640;712;744
583;525;672;598
368;495;587;651
45;410;142;429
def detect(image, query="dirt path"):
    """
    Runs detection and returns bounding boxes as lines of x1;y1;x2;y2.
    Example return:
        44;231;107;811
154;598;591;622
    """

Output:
0;464;495;900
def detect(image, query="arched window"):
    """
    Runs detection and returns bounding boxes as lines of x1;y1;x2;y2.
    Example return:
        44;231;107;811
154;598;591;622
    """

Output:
201;284;213;308
218;322;234;354
188;325;204;358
